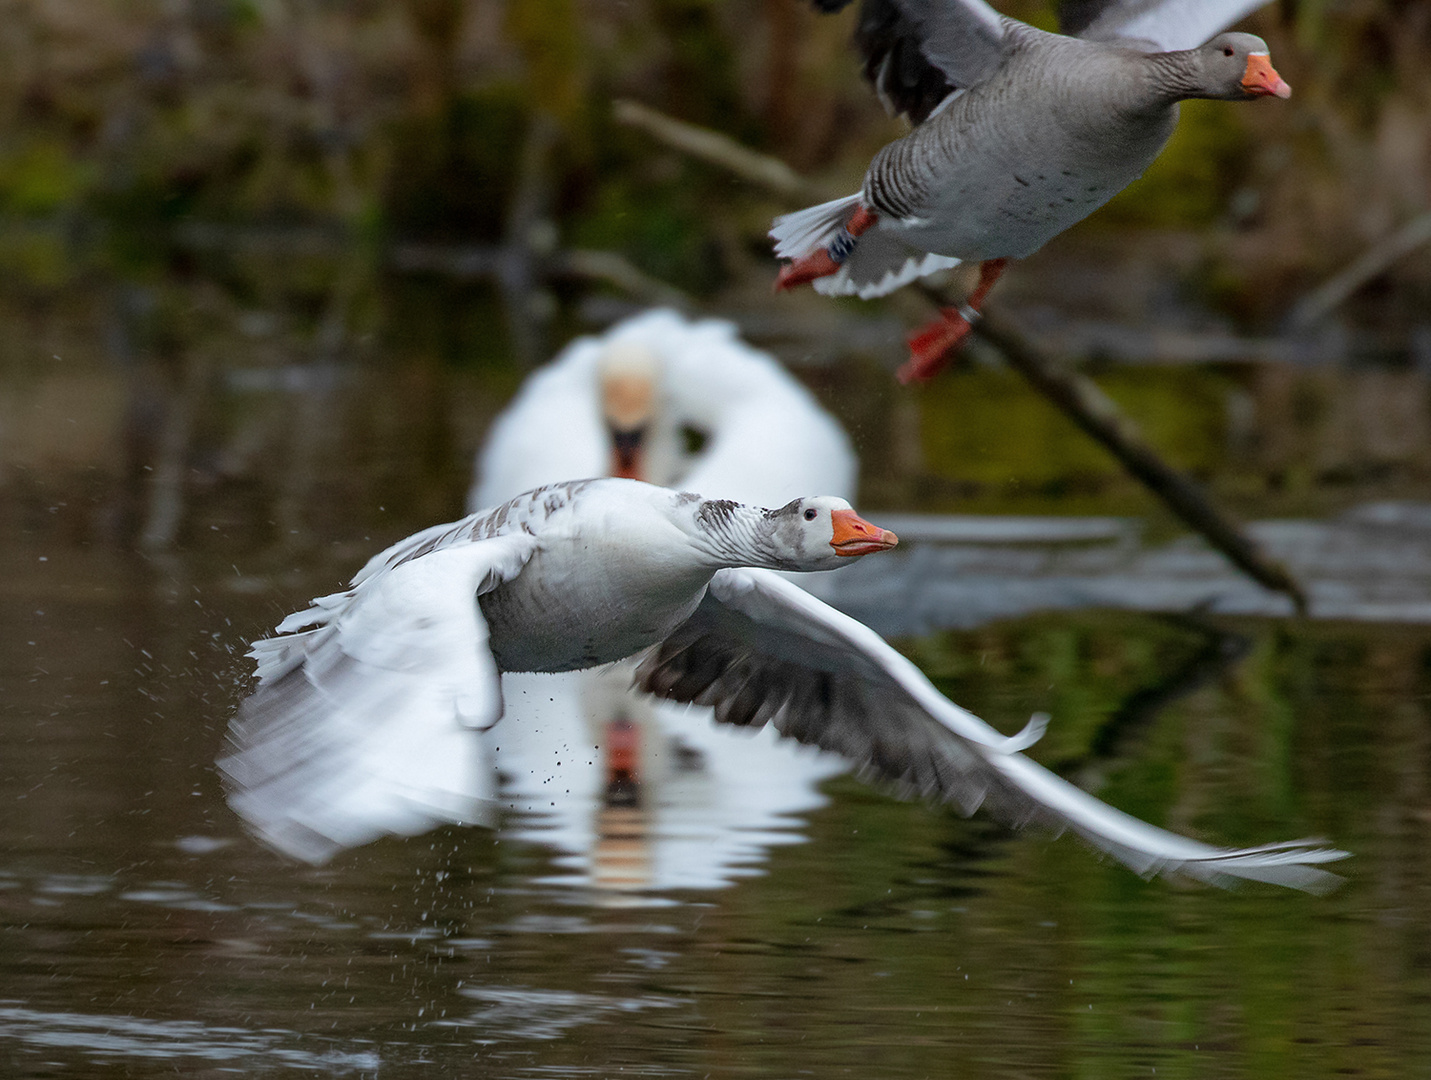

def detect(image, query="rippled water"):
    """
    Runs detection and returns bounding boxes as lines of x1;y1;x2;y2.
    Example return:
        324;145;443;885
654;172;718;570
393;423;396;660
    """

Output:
4;530;1429;1079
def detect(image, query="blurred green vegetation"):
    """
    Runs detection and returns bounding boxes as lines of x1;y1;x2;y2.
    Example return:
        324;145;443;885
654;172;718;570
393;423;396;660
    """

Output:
919;366;1230;498
1;0;1430;542
0;0;1424;320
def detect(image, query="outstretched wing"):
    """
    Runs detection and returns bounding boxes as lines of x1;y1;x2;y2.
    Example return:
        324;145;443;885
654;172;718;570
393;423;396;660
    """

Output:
1059;0;1275;52
816;0;1010;123
636;568;1347;892
219;531;540;863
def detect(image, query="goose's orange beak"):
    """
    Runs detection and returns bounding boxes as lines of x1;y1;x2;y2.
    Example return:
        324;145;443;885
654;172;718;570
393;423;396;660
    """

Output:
603;368;656;480
609;427;645;480
830;509;899;557
1242;53;1291;99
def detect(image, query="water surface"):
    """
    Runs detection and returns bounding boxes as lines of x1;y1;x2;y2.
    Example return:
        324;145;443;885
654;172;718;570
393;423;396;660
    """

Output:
4;263;1430;1078
3;533;1426;1079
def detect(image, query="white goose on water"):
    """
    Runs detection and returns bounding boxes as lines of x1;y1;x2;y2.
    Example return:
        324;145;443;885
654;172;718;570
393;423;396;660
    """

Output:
472;309;857;889
470;308;856;513
221;478;1348;891
773;0;1293;381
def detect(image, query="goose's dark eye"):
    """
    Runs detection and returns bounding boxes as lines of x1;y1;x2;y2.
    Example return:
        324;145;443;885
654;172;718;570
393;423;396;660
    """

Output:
803;508;818;522
1223;46;1234;57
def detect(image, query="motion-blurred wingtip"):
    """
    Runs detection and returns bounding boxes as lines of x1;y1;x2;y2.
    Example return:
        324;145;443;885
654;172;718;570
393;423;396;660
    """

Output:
1003;711;1049;753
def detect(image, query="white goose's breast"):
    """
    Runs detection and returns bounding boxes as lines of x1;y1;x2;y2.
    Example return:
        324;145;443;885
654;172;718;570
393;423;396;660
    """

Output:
479;549;708;674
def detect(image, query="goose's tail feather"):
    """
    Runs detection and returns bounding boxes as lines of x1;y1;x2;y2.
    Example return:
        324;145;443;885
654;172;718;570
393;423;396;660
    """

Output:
817;247;963;299
771;194;862;260
772;194;962;298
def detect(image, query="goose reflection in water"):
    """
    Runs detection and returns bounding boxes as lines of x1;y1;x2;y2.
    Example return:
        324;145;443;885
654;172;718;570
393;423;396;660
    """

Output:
496;668;846;897
473;309;857;896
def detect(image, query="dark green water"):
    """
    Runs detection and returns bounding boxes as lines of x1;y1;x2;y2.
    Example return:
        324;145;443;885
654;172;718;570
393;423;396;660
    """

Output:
3;530;1426;1078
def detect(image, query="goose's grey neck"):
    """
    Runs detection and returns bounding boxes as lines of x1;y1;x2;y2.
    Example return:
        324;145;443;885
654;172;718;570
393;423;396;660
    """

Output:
691;498;791;571
1144;50;1211;104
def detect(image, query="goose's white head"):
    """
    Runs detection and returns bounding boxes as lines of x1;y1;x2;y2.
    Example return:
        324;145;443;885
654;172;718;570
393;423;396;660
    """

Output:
694;493;898;572
599;341;662;481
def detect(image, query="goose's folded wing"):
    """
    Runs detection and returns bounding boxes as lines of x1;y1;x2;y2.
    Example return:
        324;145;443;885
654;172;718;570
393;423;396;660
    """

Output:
219;532;539;863
1060;0;1274;52
817;0;1009;123
635;568;1348;893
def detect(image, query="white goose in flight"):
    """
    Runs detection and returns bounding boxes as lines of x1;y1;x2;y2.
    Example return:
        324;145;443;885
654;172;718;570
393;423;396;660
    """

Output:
474;310;858;891
220;479;1347;891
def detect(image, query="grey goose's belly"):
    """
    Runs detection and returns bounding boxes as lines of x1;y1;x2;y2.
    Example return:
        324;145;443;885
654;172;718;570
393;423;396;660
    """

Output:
874;78;1178;261
900;164;1139;260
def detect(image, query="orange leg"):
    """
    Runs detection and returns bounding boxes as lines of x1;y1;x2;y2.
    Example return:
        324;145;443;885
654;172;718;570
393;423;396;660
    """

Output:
774;248;841;292
774;205;878;292
898;258;1009;384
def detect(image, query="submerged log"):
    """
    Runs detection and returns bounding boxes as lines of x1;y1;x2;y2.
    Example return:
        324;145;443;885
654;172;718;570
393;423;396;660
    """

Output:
972;308;1307;612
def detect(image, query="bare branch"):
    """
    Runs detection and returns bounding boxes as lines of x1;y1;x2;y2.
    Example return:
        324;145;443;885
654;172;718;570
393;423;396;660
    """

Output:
1286;209;1431;331
553;249;694;309
613;99;834;203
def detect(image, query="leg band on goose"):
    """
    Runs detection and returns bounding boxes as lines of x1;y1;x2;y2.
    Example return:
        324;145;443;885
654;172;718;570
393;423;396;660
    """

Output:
774;206;879;291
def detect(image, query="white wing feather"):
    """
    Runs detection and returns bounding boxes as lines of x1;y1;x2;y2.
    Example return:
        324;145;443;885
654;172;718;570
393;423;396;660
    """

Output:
770;194;863;260
220;531;539;863
815;249;963;299
1075;0;1273;52
637;567;1347;893
771;197;962;299
711;569;1048;751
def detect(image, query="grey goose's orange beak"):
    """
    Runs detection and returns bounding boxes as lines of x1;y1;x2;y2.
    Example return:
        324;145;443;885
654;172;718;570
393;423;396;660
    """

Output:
830;509;899;557
1242;53;1291;99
